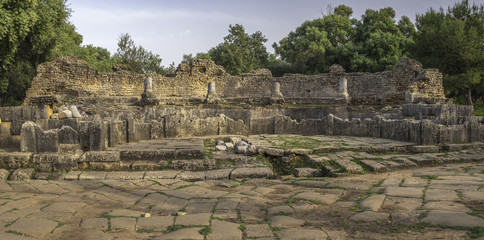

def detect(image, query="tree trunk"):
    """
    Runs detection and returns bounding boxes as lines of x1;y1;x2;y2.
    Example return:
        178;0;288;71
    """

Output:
466;88;473;106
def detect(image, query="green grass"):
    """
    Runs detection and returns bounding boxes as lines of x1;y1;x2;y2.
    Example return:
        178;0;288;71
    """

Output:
474;102;484;116
163;225;186;234
468;226;484;238
199;226;212;236
267;136;323;150
136;228;155;233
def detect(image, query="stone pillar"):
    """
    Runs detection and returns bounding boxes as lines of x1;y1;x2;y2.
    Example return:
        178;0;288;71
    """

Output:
144;78;153;93
270;82;284;104
205;81;220;104
339;77;349;103
140;77;159;107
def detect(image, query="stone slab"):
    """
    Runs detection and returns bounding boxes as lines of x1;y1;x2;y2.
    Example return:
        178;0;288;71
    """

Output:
111;217;136;231
384;187;424;198
78;171;107;180
136;216;174;231
245;224;273;238
422;210;484;227
5;217;58;238
360;194;386;212
270;216;304;228
276;228;328;240
292;191;339;205
230;167;274;179
105;171;144;180
207;220;242;240
175;213;211;226
349;211;390;222
144;170;181;179
155;227;204;240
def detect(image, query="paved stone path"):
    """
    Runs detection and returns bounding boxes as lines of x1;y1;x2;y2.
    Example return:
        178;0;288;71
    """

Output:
0;163;483;239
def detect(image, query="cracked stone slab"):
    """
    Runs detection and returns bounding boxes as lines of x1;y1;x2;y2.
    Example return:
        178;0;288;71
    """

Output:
175;213;211;226
230;167;274;179
111;217;136;231
276;228;328;240
108;209;145;217
360;194;386;212
382;196;422;211
244;224;273;238
136;216;174;231
154;227;204;240
105;171;144;180
144;170;181;179
422;201;470;212
270;216;305;228
334;159;363;173
5;217;58;238
384;186;424;198
425;189;459;202
79;218;109;230
267;205;295;216
207;220;242;240
421;210;484;227
349;211;390;222
292;191;339;205
78;171;107;180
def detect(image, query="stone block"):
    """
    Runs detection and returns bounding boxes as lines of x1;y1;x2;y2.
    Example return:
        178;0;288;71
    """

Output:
81;151;120;162
0;106;21;121
35;105;51;119
134;122;151;141
89;120;106;151
58;125;79;144
20;121;42;152
249;117;274;135
37;129;59;152
421;120;439;145
0;152;32;169
9;120;26;135
9;168;34;180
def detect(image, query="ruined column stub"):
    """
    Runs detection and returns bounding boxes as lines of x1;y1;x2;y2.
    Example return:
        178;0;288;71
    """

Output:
270;81;285;104
339;77;349;103
144;78;153;93
205;81;220;104
140;77;159;106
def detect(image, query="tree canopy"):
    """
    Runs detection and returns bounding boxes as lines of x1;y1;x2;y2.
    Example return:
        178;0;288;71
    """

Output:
207;24;269;75
411;0;484;105
0;0;80;105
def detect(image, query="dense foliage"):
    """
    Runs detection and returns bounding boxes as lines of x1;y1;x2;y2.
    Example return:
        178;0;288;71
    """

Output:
1;0;483;106
411;0;484;106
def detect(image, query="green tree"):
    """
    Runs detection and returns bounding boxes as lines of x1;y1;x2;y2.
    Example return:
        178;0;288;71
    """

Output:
0;0;81;105
208;24;269;75
274;5;413;74
114;33;167;74
273;5;355;74
351;7;414;72
181;52;211;66
74;45;121;72
412;0;484;105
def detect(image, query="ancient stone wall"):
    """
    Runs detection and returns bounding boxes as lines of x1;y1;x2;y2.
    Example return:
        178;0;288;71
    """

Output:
23;56;445;106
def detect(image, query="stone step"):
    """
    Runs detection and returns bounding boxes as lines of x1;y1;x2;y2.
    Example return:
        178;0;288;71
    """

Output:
360;160;388;172
333;159;364;174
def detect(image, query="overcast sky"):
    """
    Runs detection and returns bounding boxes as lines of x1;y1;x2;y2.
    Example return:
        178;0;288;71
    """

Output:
68;0;468;67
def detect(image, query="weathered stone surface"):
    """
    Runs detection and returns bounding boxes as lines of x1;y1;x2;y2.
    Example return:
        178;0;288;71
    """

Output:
277;228;328;240
5;217;58;238
80;218;109;230
136;216;174;231
20;121;41;152
175;213;211;226
270;215;305;228
293;168;321;177
422;201;470;212
9;168;34;180
0;168;10;180
259;147;284;157
421;210;484;227
205;169;231;180
144;170;181;179
105;171;144;180
360;194;386;211
155;227;204;240
230;167;274;179
425;189;459;201
334;159;363;173
207;220;242;240
349;211;390;222
111;217;136;231
384;187;424;198
292;191;339;204
360;160;388;172
109;209;145;217
57;125;79;144
267;205;294;216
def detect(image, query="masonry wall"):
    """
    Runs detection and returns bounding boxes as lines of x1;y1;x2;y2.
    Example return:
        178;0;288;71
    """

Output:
23;56;445;106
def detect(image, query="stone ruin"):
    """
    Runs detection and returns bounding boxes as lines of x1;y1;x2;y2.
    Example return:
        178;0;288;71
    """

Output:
0;56;483;177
